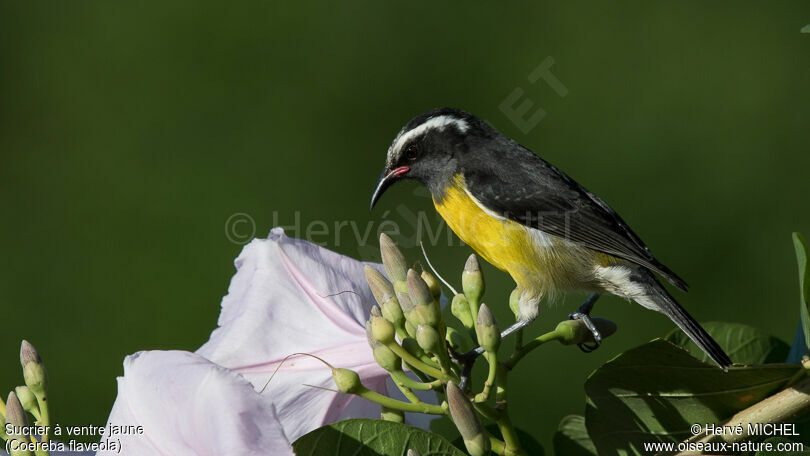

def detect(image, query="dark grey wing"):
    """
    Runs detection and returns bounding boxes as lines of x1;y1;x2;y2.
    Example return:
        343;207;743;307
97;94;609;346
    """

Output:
463;152;688;291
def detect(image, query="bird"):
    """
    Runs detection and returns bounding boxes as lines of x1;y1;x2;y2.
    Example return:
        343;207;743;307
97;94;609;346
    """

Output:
369;107;732;370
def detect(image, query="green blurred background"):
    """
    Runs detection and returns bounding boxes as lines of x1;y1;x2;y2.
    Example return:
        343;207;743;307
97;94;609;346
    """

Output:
1;1;809;451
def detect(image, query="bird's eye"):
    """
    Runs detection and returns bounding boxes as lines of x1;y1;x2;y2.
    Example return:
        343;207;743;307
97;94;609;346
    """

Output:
404;144;420;161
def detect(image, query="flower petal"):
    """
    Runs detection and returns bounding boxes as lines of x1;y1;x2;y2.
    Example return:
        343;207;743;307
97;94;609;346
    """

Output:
97;350;292;456
198;228;381;369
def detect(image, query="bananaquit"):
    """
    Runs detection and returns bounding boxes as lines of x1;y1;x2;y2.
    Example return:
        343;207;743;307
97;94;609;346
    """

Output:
369;107;731;370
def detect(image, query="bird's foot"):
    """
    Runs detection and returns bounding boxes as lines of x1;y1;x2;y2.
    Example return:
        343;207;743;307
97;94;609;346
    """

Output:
569;293;602;353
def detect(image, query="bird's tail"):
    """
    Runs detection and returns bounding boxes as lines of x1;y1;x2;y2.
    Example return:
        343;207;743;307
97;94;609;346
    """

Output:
650;284;732;370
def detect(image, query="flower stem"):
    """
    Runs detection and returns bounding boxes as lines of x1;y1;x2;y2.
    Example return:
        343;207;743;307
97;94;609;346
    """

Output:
474;352;498;403
386;342;450;381
513;328;523;352
493;364;526;456
35;392;50;444
355;386;446;415
392;379;422;404
505;328;564;369
390;370;442;391
381;406;404;423
490;436;508;455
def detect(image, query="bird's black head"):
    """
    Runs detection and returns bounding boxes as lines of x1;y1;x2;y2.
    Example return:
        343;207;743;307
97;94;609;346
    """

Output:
369;107;482;210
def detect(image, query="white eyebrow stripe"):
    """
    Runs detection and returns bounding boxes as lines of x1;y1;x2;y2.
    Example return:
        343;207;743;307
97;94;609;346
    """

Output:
387;115;469;166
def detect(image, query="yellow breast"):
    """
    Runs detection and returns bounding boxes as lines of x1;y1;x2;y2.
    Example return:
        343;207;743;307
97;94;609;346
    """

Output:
432;175;542;283
432;174;610;298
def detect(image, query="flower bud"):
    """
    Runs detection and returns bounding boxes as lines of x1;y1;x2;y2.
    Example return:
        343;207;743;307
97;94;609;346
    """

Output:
445;326;472;352
369;306;395;344
404;320;417;338
420;270;442;302
366;322;401;372
475;304;500;353
446;382;489;456
380;233;407;284
555;318;617;345
415;324;442;354
401;337;430;362
461;254;484;304
407;269;441;327
5;391;29;430
397;291;415;313
14;386;37;416
373;345;401;372
509;288;520;318
20;340;47;397
365;266;394;305
5;393;32;456
380;296;406;329
407;269;432;307
333;368;363;394
451;294;473;328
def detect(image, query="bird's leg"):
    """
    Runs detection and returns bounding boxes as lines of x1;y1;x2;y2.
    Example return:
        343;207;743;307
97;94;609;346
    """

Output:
568;293;602;353
456;319;535;390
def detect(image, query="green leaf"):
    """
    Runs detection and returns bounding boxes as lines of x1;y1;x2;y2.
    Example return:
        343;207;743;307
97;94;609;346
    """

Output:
585;339;802;456
755;437;810;455
802;24;810;33
553;415;596;456
293;419;467;456
665;321;789;365
794;233;810;357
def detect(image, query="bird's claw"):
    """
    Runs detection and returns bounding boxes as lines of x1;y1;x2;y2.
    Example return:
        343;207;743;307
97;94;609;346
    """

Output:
568;311;602;353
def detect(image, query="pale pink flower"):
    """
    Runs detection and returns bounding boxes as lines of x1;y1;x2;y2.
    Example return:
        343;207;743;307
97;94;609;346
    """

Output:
98;350;292;456
99;228;435;455
197;228;433;442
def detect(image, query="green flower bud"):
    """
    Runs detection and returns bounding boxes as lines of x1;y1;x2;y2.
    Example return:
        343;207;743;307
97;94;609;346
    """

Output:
366;321;401;372
5;393;32;456
509;287;520;318
20;340;47;397
461;254;484;304
407;269;433;307
380;233;408;283
407;270;441;327
404;320;417;338
445;326;472;353
397;291;418;337
365;266;394;305
401;337;430;362
5;391;29;430
555;318;617;345
446;382;489;456
373;345;401;372
397;291;415;313
415;324;442;354
451;294;474;328
475;303;500;353
380;296;406;329
369;306;396;344
333;368;363;394
14;386;37;416
420;270;442;302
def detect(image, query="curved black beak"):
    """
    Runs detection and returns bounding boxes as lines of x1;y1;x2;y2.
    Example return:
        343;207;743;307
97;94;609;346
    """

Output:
369;166;410;211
